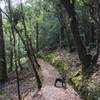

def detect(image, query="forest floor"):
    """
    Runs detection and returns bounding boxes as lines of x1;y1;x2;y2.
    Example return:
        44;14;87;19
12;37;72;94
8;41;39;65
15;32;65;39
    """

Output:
0;58;81;100
0;50;100;100
0;61;38;100
25;59;81;100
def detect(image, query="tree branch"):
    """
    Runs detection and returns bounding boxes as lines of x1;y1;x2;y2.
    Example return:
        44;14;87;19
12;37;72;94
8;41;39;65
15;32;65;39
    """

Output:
0;8;10;21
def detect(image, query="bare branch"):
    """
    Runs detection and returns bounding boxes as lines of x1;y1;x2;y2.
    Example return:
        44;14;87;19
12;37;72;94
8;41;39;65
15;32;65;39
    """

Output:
0;8;10;21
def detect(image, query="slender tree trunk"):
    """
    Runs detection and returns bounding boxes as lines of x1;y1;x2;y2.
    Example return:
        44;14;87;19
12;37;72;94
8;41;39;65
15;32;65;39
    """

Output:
36;22;39;52
13;0;42;89
0;8;8;83
9;31;13;72
14;26;42;89
27;49;42;89
8;0;14;72
18;37;23;70
7;0;21;99
13;28;21;100
20;0;40;69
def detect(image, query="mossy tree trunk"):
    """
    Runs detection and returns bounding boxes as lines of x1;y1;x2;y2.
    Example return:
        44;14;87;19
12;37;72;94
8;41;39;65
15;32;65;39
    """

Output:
0;9;8;83
36;22;39;52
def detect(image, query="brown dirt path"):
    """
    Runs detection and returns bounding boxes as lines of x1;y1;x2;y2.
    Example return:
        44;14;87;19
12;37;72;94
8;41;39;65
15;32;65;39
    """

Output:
33;59;81;100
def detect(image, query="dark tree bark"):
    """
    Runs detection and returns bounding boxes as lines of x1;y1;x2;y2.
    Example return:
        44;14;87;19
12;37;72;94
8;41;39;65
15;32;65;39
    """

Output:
0;8;8;83
36;22;39;52
60;0;92;74
56;4;73;51
82;0;100;68
8;31;13;72
84;31;89;46
59;25;64;49
91;23;95;43
18;37;23;71
92;34;100;65
65;29;74;52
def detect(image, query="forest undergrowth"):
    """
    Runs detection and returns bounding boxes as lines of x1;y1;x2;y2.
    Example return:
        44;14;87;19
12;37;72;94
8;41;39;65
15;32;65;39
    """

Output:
37;49;100;100
0;49;100;100
0;60;38;100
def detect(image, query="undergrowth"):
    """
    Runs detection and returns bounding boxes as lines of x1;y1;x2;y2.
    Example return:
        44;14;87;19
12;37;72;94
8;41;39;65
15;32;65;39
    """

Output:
37;50;100;100
37;50;68;75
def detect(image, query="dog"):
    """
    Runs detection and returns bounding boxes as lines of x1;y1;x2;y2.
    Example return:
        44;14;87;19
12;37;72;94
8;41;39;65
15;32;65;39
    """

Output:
54;77;66;88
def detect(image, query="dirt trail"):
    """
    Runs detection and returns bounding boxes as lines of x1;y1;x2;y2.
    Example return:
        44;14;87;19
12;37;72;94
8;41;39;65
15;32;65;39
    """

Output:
32;59;81;100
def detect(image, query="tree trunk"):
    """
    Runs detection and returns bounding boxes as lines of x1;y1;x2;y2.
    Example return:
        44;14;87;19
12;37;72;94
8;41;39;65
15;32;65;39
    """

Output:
27;49;42;89
59;26;64;49
7;0;22;99
20;0;40;69
65;29;74;52
18;37;23;70
36;22;39;52
91;23;95;43
12;0;42;89
61;0;92;74
13;27;22;100
14;28;42;89
56;5;73;52
70;15;91;73
92;34;100;65
0;9;8;83
9;31;13;72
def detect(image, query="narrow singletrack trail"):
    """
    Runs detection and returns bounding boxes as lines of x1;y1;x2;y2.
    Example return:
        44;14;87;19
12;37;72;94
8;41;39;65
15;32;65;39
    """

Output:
32;59;81;100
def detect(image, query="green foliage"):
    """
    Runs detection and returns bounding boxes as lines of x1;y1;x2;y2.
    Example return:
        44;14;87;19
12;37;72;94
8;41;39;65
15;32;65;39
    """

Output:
20;57;28;65
37;50;68;75
79;85;100;100
68;68;100;100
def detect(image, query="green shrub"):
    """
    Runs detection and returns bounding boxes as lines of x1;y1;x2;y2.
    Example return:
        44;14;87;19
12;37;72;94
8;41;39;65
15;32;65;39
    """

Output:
37;51;45;58
38;50;68;76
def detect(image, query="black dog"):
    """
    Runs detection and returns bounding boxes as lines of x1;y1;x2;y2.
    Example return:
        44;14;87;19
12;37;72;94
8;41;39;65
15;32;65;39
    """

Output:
54;77;66;87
